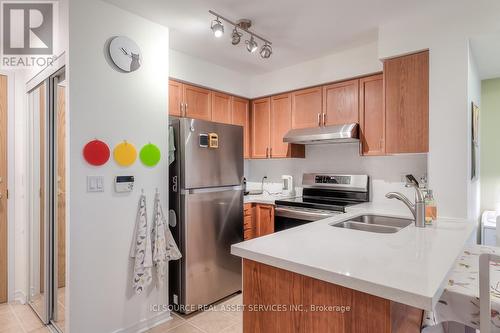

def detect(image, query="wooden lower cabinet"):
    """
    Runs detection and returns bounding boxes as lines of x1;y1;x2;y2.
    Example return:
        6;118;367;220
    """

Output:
255;204;274;237
243;203;275;240
243;259;423;333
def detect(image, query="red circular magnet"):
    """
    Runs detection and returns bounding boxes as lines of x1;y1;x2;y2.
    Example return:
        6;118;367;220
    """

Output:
83;139;110;166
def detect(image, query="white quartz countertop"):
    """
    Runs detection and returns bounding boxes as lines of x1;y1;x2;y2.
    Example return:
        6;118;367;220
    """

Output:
231;202;475;311
244;193;295;205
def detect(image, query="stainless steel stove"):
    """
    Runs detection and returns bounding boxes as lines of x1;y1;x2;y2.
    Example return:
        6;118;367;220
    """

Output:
274;174;369;231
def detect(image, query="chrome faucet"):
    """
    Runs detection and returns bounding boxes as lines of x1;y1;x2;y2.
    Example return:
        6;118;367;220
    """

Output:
385;175;426;228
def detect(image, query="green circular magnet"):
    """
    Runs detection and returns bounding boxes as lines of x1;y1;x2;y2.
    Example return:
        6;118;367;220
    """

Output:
140;143;161;167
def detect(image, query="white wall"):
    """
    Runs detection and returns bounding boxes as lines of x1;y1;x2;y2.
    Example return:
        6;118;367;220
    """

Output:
169;49;251;97
246;144;427;203
249;41;382;97
378;1;500;219
68;1;169;332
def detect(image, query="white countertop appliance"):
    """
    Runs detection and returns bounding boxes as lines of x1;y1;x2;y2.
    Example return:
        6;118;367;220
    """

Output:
281;175;294;196
274;173;369;231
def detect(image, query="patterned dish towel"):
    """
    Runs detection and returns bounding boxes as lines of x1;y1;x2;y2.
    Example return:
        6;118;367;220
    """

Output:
151;190;181;286
422;245;500;332
130;193;153;295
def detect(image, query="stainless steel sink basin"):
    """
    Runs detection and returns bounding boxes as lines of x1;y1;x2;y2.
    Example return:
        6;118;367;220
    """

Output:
332;214;413;234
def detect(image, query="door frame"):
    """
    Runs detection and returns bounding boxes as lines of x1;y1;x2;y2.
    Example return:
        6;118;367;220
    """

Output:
0;70;16;302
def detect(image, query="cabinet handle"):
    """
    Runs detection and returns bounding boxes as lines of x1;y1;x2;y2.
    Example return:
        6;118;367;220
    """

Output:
185;103;188;115
266;147;269;158
317;113;321;127
323;113;326;126
179;102;184;115
269;148;272;157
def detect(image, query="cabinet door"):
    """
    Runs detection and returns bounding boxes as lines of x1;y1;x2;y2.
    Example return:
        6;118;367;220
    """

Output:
384;51;429;153
169;79;183;117
323;79;359;126
212;92;232;124
256;204;274;237
232;97;251;159
270;94;292;158
183;84;212;120
359;74;385;156
243;203;254;240
291;87;322;129
251;98;271;159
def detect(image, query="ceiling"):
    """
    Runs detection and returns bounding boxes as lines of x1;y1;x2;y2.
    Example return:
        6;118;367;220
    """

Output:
470;32;500;80
106;0;433;75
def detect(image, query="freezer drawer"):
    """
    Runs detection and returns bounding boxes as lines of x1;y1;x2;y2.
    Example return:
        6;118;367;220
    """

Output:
173;186;243;313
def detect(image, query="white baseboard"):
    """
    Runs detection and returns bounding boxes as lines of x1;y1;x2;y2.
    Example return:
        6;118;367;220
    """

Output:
13;290;27;304
111;311;172;333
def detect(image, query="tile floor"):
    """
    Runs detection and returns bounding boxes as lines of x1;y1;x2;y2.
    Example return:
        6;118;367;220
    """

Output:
146;293;243;333
0;302;49;333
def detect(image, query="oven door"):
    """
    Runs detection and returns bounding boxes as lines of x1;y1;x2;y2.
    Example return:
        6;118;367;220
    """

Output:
274;206;338;232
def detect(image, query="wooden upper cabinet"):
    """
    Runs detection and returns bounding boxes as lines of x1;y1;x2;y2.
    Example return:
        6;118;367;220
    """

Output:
359;74;385;156
231;97;251;159
168;79;183;117
323;79;359;126
251;97;271;159
291;87;322;129
183;84;212;121
270;94;292;158
384;51;429;154
211;92;232;124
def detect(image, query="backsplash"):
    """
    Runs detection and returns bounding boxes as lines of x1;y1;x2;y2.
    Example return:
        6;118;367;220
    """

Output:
244;143;427;202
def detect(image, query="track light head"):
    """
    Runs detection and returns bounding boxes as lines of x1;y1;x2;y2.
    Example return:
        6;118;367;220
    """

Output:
260;43;272;59
231;28;242;45
246;36;258;53
211;18;224;38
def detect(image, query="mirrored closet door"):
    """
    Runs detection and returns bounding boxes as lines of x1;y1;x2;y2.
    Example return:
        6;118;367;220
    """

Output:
28;81;48;322
27;67;66;333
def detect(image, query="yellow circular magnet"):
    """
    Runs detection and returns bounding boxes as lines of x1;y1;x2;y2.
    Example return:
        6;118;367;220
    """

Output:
113;141;137;167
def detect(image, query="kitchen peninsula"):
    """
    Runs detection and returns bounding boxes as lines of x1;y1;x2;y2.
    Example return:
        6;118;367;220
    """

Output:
231;204;475;332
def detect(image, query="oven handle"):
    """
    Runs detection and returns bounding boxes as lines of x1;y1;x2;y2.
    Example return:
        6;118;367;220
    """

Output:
275;206;335;221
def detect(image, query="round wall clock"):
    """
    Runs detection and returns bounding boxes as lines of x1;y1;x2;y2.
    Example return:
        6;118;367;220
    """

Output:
108;36;141;72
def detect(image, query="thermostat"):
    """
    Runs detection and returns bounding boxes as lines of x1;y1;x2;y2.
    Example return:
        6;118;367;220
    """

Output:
115;176;134;192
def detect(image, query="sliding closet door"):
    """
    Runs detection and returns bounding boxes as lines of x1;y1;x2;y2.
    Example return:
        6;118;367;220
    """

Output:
27;68;67;333
28;82;49;323
53;74;66;332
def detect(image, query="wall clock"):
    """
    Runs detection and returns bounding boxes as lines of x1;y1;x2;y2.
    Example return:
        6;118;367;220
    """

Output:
108;36;141;72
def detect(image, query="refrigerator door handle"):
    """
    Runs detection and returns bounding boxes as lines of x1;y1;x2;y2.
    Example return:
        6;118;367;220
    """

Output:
181;185;243;195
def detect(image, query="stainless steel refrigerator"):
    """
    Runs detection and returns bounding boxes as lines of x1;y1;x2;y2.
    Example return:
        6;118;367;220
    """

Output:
168;117;243;314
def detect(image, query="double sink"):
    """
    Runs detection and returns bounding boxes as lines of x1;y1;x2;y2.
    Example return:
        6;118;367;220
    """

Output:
332;214;413;234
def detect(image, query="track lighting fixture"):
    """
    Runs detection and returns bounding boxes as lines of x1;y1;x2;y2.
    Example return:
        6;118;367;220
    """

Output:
211;17;224;38
231;27;242;45
246;36;258;53
260;43;272;58
209;10;273;59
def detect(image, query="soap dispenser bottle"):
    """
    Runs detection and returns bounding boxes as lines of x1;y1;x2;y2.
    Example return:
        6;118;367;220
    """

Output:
424;190;437;225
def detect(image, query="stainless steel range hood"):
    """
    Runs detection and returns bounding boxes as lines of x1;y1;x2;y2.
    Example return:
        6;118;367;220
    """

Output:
283;123;359;145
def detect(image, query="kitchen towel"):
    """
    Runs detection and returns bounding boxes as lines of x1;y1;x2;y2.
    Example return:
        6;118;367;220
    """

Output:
422;245;500;332
169;126;176;165
130;193;153;295
152;190;181;286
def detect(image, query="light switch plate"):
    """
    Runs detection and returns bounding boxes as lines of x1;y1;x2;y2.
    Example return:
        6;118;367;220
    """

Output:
87;176;104;192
